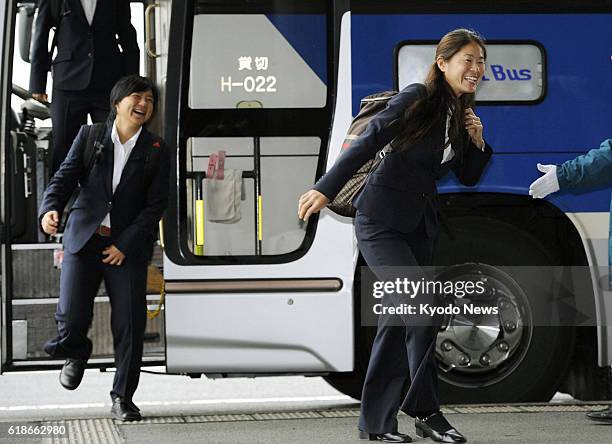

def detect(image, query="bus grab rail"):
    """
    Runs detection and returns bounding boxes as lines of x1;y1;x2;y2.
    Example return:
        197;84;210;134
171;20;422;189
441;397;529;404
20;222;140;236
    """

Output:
186;137;263;256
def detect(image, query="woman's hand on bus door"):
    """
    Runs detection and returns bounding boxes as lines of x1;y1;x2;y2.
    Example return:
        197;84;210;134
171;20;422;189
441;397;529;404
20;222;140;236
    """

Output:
529;163;559;199
298;189;330;221
41;210;59;235
465;108;485;150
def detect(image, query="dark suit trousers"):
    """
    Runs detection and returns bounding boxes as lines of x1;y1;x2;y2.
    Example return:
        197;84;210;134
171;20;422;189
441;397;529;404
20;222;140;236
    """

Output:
355;211;442;434
50;88;109;176
43;234;148;401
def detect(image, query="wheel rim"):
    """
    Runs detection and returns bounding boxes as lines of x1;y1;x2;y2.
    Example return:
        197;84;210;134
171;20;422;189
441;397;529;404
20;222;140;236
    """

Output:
434;263;534;388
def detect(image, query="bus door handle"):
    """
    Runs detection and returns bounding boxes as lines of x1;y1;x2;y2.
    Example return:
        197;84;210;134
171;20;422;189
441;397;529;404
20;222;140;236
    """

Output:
145;4;160;59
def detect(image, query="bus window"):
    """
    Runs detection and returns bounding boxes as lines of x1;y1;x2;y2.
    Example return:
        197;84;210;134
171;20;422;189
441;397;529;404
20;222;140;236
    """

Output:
185;137;320;256
168;1;331;262
188;13;327;109
397;42;546;103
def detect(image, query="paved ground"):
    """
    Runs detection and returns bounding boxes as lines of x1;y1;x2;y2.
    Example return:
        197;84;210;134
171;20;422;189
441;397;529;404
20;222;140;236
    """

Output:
1;404;612;443
0;368;354;421
1;368;611;443
118;409;612;444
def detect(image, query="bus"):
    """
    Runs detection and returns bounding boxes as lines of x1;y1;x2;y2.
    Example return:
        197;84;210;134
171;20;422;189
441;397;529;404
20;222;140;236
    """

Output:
1;0;611;404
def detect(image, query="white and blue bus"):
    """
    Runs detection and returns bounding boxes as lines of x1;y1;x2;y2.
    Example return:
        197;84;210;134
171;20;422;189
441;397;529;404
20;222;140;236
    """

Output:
1;0;611;404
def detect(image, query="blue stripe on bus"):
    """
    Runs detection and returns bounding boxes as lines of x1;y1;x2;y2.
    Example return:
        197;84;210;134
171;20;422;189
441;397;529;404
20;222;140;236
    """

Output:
351;14;611;153
266;15;327;84
438;153;611;212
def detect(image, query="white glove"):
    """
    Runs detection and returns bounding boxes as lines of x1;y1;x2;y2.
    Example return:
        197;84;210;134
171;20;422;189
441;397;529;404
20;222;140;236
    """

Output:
529;163;559;199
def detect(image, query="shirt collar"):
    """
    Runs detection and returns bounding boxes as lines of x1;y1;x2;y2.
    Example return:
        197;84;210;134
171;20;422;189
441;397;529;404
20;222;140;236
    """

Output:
111;121;142;151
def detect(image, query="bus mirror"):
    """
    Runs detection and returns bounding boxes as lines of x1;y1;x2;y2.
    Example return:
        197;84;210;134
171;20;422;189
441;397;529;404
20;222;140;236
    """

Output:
17;3;36;63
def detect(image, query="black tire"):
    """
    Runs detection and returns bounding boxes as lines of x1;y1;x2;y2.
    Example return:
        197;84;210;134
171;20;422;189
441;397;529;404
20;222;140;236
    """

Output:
324;216;576;403
434;216;575;403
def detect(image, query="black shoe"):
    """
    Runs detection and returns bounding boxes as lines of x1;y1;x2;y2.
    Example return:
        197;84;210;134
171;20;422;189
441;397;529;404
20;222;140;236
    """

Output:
111;397;142;421
59;358;85;390
415;412;466;443
126;399;141;413
586;405;612;423
359;430;412;443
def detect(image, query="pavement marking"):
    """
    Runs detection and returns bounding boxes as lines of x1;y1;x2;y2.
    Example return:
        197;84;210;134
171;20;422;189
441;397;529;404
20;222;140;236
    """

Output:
46;419;121;444
185;414;255;423
0;395;352;412
0;399;608;415
319;409;361;418
252;411;323;420
446;404;610;414
116;404;612;426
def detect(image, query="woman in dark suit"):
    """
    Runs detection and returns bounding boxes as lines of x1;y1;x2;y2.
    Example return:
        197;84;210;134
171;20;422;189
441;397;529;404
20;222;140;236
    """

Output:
298;29;492;443
39;75;170;421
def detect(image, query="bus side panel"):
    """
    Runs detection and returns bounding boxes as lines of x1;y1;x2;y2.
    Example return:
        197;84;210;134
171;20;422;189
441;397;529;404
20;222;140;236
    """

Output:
166;292;353;373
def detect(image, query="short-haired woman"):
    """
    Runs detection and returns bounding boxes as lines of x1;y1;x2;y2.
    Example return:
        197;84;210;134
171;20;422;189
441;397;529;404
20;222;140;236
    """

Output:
39;75;170;421
298;29;493;442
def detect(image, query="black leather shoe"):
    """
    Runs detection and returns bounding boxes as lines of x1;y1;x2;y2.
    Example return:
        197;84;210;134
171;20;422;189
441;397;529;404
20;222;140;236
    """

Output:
59;358;85;390
111;397;142;421
415;412;466;443
586;405;612;423
359;430;412;442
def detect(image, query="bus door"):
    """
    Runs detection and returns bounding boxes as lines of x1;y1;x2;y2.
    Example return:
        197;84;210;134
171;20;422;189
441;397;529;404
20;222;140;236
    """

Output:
0;1;67;372
161;0;355;374
0;0;10;375
0;1;165;372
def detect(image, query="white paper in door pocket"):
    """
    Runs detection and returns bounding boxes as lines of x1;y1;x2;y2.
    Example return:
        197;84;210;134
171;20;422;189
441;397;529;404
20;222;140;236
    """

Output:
204;169;245;223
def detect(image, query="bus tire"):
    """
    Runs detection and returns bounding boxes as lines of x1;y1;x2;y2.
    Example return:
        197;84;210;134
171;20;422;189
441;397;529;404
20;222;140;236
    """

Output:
325;216;576;403
434;216;575;403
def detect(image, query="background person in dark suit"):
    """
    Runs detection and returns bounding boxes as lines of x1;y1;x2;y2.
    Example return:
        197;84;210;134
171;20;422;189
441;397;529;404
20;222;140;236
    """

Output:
30;0;140;176
39;75;170;421
299;29;492;443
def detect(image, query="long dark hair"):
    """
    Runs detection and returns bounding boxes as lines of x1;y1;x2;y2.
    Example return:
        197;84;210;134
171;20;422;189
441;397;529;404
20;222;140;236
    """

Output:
394;29;486;153
107;75;159;125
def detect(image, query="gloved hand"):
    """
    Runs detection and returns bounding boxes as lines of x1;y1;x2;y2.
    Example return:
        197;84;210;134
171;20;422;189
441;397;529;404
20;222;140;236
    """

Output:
529;163;559;199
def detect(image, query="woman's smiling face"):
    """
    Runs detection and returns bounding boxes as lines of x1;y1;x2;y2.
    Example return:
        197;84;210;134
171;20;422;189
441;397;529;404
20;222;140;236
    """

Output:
115;90;155;126
437;41;486;97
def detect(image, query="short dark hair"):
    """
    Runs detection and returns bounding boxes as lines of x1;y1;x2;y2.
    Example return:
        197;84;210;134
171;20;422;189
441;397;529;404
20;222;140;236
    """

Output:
107;75;159;123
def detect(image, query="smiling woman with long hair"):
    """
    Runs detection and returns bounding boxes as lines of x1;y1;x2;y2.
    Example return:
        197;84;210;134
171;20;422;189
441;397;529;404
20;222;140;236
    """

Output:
298;29;493;443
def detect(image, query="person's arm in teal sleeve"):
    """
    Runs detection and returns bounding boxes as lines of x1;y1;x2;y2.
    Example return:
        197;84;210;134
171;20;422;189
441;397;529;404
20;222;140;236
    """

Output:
557;139;612;190
530;139;612;199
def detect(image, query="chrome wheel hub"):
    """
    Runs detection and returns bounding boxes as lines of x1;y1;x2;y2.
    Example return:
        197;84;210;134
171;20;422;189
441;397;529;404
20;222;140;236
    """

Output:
435;263;533;386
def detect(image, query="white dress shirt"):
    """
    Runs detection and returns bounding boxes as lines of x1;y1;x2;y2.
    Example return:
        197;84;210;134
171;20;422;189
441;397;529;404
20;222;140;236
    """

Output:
80;0;97;25
101;122;142;227
441;112;455;164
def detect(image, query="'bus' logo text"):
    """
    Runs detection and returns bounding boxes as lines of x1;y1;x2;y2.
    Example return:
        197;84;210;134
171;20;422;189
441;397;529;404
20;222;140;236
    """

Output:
482;65;532;81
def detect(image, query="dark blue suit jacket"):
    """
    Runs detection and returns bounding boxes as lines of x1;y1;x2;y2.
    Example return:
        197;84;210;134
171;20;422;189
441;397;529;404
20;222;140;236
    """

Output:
29;0;139;93
315;83;492;235
39;123;170;263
